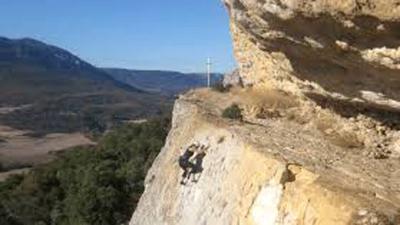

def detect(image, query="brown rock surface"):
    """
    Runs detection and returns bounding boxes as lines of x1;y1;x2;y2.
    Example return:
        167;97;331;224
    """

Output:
130;89;400;225
224;0;400;105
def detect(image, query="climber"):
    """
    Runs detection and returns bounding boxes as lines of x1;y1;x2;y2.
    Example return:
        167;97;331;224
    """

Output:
190;152;206;183
189;144;209;182
178;143;197;185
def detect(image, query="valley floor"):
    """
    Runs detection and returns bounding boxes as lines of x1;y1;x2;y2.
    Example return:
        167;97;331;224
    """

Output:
0;124;94;180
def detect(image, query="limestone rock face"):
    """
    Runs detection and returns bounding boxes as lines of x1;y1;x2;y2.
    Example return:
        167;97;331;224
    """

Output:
130;1;400;225
223;69;242;87
130;90;400;225
224;0;400;106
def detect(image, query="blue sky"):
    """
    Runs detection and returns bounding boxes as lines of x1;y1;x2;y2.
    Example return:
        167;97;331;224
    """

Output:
0;0;236;73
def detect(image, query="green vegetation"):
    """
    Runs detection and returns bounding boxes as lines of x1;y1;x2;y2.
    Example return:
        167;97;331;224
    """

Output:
222;104;243;120
0;93;172;135
0;118;170;225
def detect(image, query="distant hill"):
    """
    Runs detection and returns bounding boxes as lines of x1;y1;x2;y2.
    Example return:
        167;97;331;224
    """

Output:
0;37;144;105
0;37;172;134
104;68;223;96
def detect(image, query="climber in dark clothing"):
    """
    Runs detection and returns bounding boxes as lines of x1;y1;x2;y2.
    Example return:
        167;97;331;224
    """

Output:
178;148;195;185
189;152;206;183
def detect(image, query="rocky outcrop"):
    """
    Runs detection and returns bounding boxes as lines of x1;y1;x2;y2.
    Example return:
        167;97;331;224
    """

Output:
130;89;400;225
224;0;400;105
130;1;400;225
223;69;243;87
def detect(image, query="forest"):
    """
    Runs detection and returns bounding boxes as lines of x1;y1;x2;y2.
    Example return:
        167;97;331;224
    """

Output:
0;118;170;225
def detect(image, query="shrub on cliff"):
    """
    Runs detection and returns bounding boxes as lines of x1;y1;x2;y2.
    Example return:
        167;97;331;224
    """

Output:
222;104;243;120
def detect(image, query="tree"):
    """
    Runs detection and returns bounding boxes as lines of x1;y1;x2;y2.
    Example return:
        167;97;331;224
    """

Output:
0;118;170;225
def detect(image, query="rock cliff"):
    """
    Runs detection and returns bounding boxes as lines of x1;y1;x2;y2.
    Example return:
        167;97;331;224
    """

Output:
130;1;400;224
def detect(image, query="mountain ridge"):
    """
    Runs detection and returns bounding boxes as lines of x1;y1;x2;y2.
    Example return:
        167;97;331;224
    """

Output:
0;37;171;134
0;37;143;94
104;68;224;96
